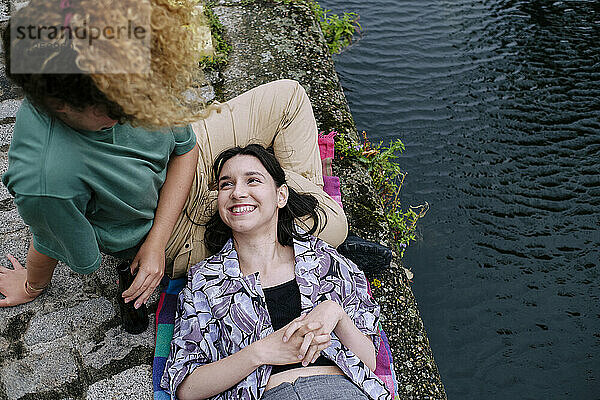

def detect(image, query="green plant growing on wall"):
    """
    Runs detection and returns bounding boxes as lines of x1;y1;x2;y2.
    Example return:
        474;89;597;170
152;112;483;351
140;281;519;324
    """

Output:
269;0;362;54
336;131;428;259
201;2;232;71
200;0;360;69
308;1;362;54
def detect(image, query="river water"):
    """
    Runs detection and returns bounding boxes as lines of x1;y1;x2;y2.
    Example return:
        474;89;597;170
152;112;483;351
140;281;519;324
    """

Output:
318;0;600;398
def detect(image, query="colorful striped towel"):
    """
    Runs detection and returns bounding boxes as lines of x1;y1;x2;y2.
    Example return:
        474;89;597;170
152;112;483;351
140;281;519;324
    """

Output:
366;280;400;399
153;276;186;400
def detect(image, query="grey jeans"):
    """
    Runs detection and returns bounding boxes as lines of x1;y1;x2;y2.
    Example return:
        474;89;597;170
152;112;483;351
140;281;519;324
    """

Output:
261;375;370;400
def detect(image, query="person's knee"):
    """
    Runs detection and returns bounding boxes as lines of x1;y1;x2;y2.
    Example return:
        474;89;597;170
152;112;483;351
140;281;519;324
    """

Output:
332;209;349;247
272;78;301;89
270;79;308;101
321;204;348;248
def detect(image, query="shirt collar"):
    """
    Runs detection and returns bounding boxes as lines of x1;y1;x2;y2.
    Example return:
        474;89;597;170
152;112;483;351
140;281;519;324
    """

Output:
220;238;243;279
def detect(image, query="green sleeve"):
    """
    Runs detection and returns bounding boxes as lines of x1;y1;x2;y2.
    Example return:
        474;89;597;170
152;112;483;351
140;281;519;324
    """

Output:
171;125;197;156
14;194;102;274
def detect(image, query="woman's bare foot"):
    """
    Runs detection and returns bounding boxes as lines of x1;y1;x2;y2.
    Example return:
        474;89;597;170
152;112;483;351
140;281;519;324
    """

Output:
0;254;43;307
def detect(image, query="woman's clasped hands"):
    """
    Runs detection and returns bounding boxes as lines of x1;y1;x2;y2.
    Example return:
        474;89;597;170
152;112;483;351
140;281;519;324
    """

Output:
254;300;344;368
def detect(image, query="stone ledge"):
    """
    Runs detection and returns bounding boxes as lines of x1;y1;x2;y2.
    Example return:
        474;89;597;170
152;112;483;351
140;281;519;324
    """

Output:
85;365;153;400
1;342;78;399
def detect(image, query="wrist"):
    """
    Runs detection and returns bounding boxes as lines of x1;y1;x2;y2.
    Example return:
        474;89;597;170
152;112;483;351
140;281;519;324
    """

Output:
330;300;344;324
144;232;168;249
245;340;265;368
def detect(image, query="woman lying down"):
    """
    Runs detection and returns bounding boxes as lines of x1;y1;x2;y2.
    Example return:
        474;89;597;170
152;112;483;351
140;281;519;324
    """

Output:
161;144;390;400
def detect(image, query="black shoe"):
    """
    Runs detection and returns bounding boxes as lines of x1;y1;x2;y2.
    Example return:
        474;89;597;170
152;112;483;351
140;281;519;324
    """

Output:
337;234;392;275
116;260;149;335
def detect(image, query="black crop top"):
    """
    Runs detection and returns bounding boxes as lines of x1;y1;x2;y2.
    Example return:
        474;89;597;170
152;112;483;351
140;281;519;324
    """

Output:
263;278;336;375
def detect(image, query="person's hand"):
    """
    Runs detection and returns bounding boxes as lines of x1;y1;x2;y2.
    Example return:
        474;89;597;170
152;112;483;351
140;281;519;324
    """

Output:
121;240;165;309
0;254;40;307
253;314;331;366
282;300;343;365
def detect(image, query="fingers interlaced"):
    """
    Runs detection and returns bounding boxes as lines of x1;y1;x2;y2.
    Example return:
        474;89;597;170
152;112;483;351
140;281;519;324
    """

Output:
298;332;314;361
284;318;324;343
302;333;332;365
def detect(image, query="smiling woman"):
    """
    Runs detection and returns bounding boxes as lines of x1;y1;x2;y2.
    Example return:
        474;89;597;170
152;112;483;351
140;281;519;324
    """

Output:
161;144;390;400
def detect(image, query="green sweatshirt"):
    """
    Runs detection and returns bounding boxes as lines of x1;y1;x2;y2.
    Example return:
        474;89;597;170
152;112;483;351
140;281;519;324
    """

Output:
2;99;196;273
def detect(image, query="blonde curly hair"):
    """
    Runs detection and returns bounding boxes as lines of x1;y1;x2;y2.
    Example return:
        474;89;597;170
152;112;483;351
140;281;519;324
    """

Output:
5;0;212;127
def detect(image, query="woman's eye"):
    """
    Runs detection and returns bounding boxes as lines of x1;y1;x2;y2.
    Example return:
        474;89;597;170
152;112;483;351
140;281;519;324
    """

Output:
248;178;261;184
219;181;232;189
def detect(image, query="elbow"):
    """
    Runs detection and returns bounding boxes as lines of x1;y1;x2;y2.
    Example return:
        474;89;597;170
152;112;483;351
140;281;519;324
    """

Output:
176;383;206;400
359;343;377;372
367;353;377;372
176;386;188;400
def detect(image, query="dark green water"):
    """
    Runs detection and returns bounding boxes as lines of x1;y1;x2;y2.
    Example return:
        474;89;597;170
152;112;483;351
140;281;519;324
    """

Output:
319;0;600;398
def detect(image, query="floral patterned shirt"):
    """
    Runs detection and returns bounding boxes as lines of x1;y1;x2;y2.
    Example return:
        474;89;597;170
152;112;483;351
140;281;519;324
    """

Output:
161;234;391;400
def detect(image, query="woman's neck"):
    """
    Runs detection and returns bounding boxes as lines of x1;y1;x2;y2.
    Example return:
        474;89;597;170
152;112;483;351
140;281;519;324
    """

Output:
233;231;294;285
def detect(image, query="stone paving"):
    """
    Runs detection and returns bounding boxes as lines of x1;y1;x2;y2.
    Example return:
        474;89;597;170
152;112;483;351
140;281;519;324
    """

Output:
0;0;446;399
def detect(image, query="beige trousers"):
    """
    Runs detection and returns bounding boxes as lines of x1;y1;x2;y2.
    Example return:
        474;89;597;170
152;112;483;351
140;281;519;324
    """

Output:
164;80;348;278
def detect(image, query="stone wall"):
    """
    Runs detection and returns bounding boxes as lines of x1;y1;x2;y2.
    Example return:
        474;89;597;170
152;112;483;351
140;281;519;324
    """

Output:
0;0;446;398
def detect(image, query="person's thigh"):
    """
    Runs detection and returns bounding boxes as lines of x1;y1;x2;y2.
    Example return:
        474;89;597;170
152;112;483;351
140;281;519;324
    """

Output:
191;79;323;186
293;375;370;400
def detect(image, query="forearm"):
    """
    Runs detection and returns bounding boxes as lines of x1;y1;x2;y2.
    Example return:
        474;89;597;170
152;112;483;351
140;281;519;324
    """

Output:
26;240;58;288
145;146;198;249
177;342;262;400
334;312;377;371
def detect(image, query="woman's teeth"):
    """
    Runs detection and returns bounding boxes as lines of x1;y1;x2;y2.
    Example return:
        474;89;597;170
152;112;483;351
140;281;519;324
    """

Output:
231;205;256;213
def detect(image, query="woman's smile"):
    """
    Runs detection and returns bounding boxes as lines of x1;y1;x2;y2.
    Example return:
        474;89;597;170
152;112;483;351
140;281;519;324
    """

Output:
229;204;257;215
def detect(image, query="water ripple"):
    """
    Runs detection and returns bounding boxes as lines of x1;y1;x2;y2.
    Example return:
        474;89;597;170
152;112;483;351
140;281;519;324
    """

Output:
322;0;600;398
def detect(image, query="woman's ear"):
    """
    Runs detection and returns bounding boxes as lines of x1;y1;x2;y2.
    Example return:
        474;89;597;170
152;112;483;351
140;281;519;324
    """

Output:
277;184;289;208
